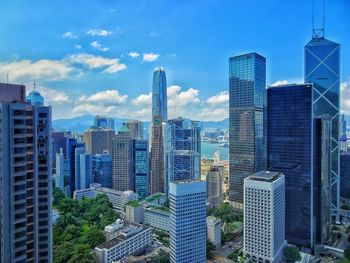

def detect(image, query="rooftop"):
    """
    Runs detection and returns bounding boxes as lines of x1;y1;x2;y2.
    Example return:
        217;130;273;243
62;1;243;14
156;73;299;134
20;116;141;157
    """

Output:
247;171;283;182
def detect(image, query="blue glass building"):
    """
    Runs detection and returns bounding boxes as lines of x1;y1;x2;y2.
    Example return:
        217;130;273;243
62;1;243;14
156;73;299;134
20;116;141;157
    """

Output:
92;154;112;188
305;36;340;220
75;145;92;191
267;83;331;247
152;67;167;121
27;89;44;106
133;139;149;198
228;53;266;209
67;138;85;196
169;180;206;263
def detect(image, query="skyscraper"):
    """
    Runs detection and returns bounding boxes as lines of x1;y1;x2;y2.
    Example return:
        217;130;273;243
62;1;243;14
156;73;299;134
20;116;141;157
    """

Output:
207;165;224;208
67;138;84;197
133;139;149;198
94;115;115;130
92;153;113;188
75;145;93;191
55;148;70;194
305;34;340;221
150;67;168;194
267;83;331;247
152;67;167;121
229;53;267;209
169;180;206;263
112;125;134;191
243;171;286;263
341;114;347;136
127;120;144;139
0;83;52;262
83;127;115;155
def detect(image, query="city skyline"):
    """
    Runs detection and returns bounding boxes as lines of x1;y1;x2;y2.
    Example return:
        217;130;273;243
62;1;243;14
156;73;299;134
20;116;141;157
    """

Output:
0;0;349;121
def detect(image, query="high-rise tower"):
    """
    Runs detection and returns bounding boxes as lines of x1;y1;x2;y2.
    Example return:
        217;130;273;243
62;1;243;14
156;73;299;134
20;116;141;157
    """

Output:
152;67;167;121
228;53;267;209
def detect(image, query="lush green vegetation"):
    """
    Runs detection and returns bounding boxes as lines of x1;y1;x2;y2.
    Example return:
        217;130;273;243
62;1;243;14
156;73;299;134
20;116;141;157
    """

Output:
126;200;140;208
206;240;216;259
150;250;170;263
207;203;243;223
341;204;350;210
284;246;301;263
154;230;170;247
53;188;120;263
227;249;243;261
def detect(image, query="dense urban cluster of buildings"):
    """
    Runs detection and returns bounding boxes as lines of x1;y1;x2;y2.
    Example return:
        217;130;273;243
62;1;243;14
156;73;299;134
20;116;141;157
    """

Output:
0;15;349;263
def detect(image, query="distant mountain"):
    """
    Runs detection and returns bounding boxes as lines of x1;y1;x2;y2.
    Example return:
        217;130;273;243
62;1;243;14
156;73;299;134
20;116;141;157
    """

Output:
53;115;229;133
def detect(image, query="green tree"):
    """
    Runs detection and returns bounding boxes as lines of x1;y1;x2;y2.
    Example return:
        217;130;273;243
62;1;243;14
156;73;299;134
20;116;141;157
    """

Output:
206;240;216;258
54;242;73;263
284;246;302;263
150;250;170;263
53;187;66;207
345;248;350;259
79;227;106;248
67;244;95;263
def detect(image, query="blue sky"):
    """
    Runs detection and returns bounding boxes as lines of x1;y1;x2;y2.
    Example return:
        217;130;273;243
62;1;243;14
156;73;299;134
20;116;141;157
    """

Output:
0;0;349;120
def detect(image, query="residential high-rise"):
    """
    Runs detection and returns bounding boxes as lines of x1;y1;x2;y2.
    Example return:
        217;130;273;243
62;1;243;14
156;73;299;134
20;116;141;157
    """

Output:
165;118;201;194
207;165;224;208
169;180;206;263
305;34;340;221
150;115;165;194
133;139;149;198
83;127;115;155
152;67;167;121
229;53;267;209
127;120;144;139
267;83;331;247
92;153;112;188
243;171;286;263
75;145;92;191
112;125;134;191
0;83;52;262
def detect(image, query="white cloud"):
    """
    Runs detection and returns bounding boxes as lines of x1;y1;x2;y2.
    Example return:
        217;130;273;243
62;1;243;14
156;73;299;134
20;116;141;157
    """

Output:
341;80;350;115
78;90;128;105
62;32;77;39
143;53;159;62
270;80;289;87
69;53;126;73
90;41;109;52
73;103;116;115
167;85;200;107
75;45;82;49
132;93;152;106
87;29;112;37
128;52;140;58
206;91;229;105
0;59;74;82
26;86;70;104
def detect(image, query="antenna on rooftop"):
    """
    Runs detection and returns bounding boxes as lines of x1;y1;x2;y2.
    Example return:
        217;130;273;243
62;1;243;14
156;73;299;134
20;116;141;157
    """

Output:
312;0;326;39
33;80;36;91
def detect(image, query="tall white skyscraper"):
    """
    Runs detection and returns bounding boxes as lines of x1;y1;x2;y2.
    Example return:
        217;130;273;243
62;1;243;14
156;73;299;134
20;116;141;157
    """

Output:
169;179;206;263
243;171;286;263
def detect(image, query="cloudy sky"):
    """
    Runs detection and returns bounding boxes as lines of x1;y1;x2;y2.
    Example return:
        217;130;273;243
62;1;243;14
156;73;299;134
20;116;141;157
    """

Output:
0;0;349;120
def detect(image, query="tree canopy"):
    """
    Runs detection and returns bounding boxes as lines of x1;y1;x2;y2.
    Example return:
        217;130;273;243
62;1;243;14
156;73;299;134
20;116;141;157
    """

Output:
284;246;302;263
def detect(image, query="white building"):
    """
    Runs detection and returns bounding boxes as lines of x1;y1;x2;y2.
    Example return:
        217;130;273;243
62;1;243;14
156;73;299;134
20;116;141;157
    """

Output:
94;223;152;263
207;216;221;248
143;207;170;232
243;171;286;263
74;183;138;211
125;203;144;224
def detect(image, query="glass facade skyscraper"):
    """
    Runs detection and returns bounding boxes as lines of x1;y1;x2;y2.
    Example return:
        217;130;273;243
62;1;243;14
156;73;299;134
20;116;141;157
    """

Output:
92;153;112;188
267;83;331;248
229;53;266;209
134;139;149;198
152;67;167;121
305;37;341;220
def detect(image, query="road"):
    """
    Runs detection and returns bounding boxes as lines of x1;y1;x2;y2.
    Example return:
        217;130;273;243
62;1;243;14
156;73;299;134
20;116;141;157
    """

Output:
216;236;243;258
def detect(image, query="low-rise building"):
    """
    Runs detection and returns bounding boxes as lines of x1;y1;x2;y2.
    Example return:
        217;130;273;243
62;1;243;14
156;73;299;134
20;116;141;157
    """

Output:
74;183;138;211
143;207;170;232
103;219;125;241
207;216;221;248
125;202;144;224
94;223;152;263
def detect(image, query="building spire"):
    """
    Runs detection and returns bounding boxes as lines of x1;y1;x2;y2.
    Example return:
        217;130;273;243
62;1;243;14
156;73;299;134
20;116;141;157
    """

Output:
33;80;36;91
312;0;326;39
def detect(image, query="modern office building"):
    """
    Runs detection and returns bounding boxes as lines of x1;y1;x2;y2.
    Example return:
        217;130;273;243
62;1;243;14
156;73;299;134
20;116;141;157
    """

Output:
305;34;341;221
67;138;85;197
207;165;224;208
166;118;201;194
243;171;286;263
26;83;44;106
83;127;115;155
229;53;267;209
267;83;331;247
75;146;92;191
150;115;165;194
341;114;347;136
52;131;71;175
55;148;70;195
340;152;350;199
92;153;112;188
133;139;149;198
207;216;222;248
0;83;52;262
112;125;134;191
127;120;144;139
94;223;152;263
74;183;138;211
169;180;206;263
152;67;167;121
